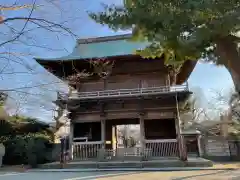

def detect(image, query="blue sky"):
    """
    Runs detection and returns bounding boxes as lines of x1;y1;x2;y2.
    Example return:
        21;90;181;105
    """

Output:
0;0;234;122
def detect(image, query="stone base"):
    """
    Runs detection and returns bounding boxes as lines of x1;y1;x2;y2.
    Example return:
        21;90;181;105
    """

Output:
39;157;213;169
204;155;240;162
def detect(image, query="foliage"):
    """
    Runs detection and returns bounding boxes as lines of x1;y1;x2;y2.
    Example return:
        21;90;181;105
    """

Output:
0;115;52;136
89;0;240;91
228;92;240;136
90;0;239;61
1;133;53;166
0;92;7;106
229;92;240;121
180;97;196;114
0;115;54;166
0;92;8;122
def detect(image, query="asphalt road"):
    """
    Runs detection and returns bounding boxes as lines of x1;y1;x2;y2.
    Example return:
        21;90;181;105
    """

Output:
0;170;240;180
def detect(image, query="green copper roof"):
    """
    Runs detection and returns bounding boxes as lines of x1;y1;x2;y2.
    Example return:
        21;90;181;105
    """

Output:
35;34;150;61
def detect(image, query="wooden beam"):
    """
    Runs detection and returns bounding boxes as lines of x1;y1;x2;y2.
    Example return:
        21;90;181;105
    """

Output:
69;122;74;160
71;107;177;115
139;112;145;155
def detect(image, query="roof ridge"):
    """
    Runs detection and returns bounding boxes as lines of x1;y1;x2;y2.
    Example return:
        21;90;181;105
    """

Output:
77;33;132;44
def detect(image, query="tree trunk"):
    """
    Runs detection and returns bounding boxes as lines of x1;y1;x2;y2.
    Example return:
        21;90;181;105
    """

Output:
215;36;240;95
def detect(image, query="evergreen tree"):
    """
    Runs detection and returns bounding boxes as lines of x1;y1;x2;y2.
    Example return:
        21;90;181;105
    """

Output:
90;0;240;94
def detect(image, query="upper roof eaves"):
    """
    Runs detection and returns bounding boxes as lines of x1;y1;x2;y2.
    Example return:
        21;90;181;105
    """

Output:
35;33;150;61
77;34;132;44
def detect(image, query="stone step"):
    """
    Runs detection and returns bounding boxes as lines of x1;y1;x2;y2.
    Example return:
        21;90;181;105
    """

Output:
185;159;213;167
39;162;98;169
98;162;142;169
39;158;213;169
142;161;185;168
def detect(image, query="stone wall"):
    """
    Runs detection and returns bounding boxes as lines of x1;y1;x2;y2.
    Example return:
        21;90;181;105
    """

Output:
202;137;235;161
205;138;230;156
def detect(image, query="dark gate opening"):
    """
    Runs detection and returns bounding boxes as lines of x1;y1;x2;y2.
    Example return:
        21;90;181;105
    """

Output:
74;122;101;142
185;136;199;157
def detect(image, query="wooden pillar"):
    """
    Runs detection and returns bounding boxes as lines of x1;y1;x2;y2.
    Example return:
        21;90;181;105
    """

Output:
175;114;187;161
197;135;203;157
69;121;74;160
100;115;106;148
174;94;187;161
139;113;145;153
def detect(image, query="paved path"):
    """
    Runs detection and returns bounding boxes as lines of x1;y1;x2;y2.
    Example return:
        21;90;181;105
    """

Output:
99;170;240;180
0;170;240;180
0;171;134;180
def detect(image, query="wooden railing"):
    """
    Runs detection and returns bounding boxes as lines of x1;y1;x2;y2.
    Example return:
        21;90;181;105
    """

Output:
72;139;179;161
145;139;179;158
99;147;142;161
69;85;189;100
73;141;103;160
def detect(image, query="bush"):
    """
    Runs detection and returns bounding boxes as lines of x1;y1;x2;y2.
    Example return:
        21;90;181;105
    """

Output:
1;133;54;167
0;115;55;167
25;135;52;167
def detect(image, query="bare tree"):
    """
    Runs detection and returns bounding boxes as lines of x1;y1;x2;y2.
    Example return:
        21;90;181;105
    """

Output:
0;1;78;120
179;91;230;136
180;96;205;130
229;92;240;122
207;89;240;136
211;90;239;120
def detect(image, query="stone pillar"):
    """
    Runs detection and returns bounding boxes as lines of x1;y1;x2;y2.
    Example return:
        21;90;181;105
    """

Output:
69;122;74;160
139;113;145;154
175;114;187;161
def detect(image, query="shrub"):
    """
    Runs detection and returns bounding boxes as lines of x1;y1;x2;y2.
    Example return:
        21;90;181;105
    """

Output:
0;115;55;167
1;133;54;166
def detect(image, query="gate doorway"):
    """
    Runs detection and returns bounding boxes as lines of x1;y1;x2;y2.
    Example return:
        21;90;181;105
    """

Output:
105;119;142;161
116;124;140;149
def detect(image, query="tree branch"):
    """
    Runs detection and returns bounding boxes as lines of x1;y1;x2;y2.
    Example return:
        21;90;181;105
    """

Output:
0;1;36;47
1;17;75;34
0;17;76;48
0;5;34;11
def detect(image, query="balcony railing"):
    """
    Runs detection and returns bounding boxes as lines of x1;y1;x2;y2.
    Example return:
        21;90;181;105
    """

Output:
68;84;189;100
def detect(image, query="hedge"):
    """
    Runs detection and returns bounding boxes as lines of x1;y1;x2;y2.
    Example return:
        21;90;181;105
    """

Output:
0;116;55;167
